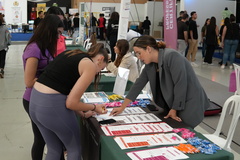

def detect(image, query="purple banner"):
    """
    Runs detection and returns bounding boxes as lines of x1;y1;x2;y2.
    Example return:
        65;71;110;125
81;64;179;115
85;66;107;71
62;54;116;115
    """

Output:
163;0;177;50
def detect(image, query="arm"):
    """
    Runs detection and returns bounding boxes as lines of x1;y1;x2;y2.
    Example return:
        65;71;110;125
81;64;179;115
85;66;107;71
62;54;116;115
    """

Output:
184;31;188;43
107;55;132;75
66;59;107;114
201;27;204;43
110;65;149;115
215;25;219;38
221;26;227;48
24;57;38;88
190;30;193;40
106;62;118;75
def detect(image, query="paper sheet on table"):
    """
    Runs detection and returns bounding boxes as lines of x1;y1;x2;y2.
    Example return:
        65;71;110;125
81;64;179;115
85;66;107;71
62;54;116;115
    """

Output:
94;107;146;120
114;133;187;149
94;113;161;124
101;122;173;136
113;67;130;96
127;146;189;160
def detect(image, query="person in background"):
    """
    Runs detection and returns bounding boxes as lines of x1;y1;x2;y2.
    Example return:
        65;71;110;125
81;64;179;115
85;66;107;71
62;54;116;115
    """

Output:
73;13;80;30
218;17;230;66
177;11;185;21
107;12;119;62
22;15;64;160
106;39;139;82
200;18;210;59
29;43;108;159
110;35;210;128
0;14;9;78
142;16;151;35
187;11;199;67
33;11;44;30
203;16;219;65
221;14;240;69
177;13;188;56
98;13;106;40
90;13;98;35
45;6;66;57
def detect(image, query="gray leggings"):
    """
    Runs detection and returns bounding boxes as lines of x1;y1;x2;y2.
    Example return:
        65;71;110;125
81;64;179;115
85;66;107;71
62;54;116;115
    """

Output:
30;88;81;160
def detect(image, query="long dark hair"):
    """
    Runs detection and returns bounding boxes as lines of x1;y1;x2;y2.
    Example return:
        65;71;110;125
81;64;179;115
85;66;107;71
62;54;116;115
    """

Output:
114;39;129;67
134;35;166;50
25;14;64;59
65;43;109;90
204;18;210;27
109;12;119;22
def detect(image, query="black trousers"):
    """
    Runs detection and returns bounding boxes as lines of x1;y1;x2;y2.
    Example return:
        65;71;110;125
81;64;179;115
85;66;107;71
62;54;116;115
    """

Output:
0;49;6;69
204;44;216;64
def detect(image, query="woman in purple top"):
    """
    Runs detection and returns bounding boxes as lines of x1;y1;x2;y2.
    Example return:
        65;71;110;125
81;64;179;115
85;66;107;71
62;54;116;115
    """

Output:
22;14;64;160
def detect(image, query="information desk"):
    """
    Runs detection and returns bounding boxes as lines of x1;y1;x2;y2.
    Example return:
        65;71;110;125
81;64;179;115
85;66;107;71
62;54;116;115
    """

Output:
100;130;234;160
85;75;133;92
80;105;233;160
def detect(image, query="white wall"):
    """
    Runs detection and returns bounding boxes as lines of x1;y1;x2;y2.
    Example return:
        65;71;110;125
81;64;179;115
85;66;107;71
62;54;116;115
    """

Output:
182;0;236;41
84;2;163;36
5;0;27;24
145;1;163;36
84;2;145;22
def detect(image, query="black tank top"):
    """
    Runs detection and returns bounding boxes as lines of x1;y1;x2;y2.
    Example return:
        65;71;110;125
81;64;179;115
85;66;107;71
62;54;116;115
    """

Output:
37;51;91;95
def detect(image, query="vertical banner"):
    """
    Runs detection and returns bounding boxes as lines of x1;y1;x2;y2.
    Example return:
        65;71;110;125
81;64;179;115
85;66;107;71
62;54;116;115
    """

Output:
117;0;131;40
163;0;177;50
79;2;85;45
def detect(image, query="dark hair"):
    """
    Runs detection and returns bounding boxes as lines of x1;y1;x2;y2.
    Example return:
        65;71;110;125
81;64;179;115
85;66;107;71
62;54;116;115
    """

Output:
230;14;236;22
25;14;64;59
38;11;43;15
0;14;4;26
109;12;119;21
209;16;216;27
180;11;185;15
182;14;188;20
191;11;196;16
204;18;210;26
46;6;64;16
224;17;230;26
65;43;109;90
114;39;129;67
133;35;166;50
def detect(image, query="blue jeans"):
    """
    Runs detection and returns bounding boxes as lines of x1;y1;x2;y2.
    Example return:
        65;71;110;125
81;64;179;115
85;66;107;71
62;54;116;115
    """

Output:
202;39;207;58
223;39;239;65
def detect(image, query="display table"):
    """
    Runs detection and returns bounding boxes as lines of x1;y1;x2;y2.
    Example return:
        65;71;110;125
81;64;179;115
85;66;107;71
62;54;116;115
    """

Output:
100;130;234;160
81;107;234;160
11;32;33;41
86;75;133;92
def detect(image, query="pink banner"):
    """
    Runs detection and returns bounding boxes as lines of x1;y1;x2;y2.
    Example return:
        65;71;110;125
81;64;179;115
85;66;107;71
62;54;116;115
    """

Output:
163;0;177;50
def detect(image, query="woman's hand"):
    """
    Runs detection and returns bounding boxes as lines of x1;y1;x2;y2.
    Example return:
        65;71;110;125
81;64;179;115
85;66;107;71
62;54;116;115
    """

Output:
84;111;96;118
110;107;125;116
94;104;108;114
164;109;182;122
220;42;224;49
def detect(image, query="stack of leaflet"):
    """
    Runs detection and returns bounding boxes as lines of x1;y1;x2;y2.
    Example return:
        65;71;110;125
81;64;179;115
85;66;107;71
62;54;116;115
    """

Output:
81;92;109;103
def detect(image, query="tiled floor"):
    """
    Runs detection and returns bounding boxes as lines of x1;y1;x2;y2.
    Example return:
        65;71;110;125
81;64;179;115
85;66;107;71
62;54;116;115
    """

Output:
0;42;239;159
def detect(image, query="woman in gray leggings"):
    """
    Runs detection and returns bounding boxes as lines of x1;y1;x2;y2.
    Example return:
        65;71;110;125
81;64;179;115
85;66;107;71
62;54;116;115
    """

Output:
30;43;108;159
